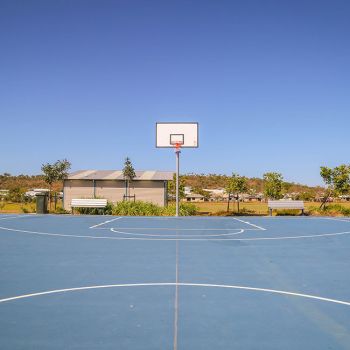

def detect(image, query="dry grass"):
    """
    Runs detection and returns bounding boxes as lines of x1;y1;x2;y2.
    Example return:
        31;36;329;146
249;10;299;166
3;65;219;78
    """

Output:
0;202;36;214
1;200;350;216
194;201;350;215
0;200;64;214
195;201;268;215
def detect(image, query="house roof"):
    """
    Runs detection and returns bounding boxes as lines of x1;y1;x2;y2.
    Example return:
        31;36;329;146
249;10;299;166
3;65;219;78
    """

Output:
186;193;204;198
67;170;173;181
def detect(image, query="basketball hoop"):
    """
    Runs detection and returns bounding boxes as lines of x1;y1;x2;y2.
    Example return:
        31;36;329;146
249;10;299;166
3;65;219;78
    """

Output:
169;133;184;153
156;122;198;148
173;142;182;153
169;136;183;153
156;122;199;217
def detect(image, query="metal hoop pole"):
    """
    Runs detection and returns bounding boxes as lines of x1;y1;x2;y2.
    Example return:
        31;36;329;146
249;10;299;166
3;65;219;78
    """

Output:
175;147;181;217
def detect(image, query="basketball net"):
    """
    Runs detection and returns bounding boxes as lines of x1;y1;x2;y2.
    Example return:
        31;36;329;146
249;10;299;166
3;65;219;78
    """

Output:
174;142;182;153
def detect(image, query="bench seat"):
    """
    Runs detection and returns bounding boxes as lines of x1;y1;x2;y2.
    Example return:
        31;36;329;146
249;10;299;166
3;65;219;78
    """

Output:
71;199;107;214
267;200;304;216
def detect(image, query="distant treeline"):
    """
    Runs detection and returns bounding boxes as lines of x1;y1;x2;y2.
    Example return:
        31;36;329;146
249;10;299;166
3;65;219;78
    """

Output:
182;173;324;195
0;172;323;196
0;173;61;192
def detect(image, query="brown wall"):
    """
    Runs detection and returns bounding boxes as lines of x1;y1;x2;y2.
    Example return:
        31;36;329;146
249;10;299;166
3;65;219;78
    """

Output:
64;179;167;210
95;180;125;203
63;180;94;210
129;180;165;206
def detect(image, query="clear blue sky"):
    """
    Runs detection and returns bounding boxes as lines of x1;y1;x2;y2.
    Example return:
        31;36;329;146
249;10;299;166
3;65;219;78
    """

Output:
1;0;349;185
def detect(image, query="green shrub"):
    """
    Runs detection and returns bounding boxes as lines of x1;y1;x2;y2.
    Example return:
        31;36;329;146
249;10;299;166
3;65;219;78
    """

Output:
275;209;305;216
6;188;26;203
53;207;69;214
110;201;197;216
161;203;197;216
323;204;350;216
236;207;257;216
306;206;318;215
20;206;29;213
340;207;350;216
212;208;260;216
72;200;193;216
76;202;113;215
307;204;350;217
112;201;162;216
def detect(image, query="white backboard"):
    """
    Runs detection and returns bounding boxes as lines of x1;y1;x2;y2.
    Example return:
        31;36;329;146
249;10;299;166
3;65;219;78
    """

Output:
156;122;199;148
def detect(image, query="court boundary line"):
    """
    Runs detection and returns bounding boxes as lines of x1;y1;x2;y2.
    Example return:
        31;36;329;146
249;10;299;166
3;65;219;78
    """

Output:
0;216;21;221
1;282;349;307
0;215;29;221
2;225;350;241
321;217;350;223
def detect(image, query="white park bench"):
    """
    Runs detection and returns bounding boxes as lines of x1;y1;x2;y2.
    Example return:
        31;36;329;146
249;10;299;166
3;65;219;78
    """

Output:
71;198;108;214
268;200;305;216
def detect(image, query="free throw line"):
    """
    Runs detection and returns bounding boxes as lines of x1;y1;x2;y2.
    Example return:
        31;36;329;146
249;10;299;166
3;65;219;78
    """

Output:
232;218;266;231
89;217;122;229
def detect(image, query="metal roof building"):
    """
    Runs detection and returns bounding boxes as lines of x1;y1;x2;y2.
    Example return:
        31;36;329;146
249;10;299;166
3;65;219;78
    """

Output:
63;170;173;210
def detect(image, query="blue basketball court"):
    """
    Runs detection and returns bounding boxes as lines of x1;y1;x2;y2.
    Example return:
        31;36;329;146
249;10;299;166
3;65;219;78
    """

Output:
1;214;350;349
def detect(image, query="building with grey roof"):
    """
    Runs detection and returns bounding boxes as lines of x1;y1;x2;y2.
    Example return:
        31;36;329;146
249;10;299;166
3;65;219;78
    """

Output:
63;170;173;210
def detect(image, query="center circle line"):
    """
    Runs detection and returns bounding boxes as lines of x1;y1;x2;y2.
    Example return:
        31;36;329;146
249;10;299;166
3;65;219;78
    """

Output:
1;282;349;307
110;228;245;237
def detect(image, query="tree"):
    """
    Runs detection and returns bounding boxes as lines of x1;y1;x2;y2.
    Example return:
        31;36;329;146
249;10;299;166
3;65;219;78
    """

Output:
282;182;292;195
320;165;350;208
7;187;25;203
122;157;136;200
192;187;211;201
225;173;248;213
41;159;71;210
263;172;283;200
168;173;185;201
299;191;315;201
55;159;71;181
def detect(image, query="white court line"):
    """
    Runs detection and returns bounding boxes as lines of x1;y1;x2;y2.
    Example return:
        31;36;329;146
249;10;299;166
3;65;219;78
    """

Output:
104;216;267;221
0;225;238;241
110;228;245;237
232;230;350;241
321;217;350;223
94;227;259;231
1;282;349;307
232;217;266;231
89;217;122;229
173;239;179;350
2;225;350;241
97;227;258;231
0;216;20;221
0;215;28;221
259;216;350;221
